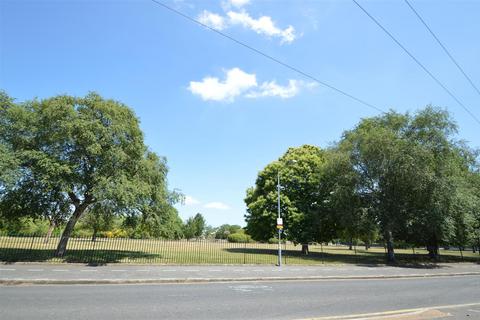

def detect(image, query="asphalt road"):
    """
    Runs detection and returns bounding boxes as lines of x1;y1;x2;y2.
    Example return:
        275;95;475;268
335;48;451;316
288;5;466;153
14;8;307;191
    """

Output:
1;276;480;319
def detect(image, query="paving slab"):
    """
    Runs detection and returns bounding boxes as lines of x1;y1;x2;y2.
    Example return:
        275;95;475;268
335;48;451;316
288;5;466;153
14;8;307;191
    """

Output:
0;262;478;285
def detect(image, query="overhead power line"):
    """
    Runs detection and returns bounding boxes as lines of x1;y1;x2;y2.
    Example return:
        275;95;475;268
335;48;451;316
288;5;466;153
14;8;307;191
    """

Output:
352;0;480;126
404;0;480;98
149;0;385;113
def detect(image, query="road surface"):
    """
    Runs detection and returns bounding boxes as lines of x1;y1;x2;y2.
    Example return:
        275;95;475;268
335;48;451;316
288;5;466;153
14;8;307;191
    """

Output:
1;275;479;319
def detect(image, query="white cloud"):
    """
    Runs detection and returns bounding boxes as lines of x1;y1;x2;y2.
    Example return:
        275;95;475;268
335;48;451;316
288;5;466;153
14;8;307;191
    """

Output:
196;4;296;44
184;195;200;205
246;80;299;99
188;68;257;102
198;10;226;30
227;11;296;44
204;202;231;210
188;68;316;102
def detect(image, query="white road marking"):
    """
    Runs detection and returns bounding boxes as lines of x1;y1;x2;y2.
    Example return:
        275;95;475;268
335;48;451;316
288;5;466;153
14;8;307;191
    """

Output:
80;269;98;272
52;269;68;272
111;270;127;272
0;268;15;271
468;309;480;313
208;269;222;272
27;269;43;272
136;269;150;272
161;269;176;272
229;285;274;293
185;269;200;272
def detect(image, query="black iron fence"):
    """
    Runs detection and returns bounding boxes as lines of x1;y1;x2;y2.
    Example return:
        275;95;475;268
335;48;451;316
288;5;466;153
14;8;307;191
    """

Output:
0;233;477;265
0;234;291;264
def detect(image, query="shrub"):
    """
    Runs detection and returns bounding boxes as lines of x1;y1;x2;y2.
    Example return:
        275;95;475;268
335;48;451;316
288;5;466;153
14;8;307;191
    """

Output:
101;228;128;238
227;232;253;243
267;237;285;244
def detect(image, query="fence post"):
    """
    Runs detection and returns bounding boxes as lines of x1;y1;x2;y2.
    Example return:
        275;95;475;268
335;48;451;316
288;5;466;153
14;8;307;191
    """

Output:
90;237;96;264
29;235;36;261
243;241;246;265
321;242;324;264
29;235;35;251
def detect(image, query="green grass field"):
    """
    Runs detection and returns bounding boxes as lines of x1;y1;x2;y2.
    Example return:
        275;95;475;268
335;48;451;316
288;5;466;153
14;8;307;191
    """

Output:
1;236;478;265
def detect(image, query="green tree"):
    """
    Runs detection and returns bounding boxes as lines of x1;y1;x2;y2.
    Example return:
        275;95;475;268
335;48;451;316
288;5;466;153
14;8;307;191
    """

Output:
245;145;339;254
0;91;20;205
0;93;181;256
203;225;217;239
80;205;115;242
339;111;415;262
215;224;242;239
338;107;476;261
183;213;206;239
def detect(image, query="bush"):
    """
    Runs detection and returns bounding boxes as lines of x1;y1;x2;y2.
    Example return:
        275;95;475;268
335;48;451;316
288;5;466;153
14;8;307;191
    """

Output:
227;232;253;243
101;228;128;238
267;237;285;244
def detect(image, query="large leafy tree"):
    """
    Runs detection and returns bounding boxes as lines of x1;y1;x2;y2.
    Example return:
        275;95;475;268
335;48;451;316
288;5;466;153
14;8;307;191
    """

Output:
338;107;476;261
245;145;339;253
451;159;480;252
0;92;19;189
0;93;181;256
337;112;416;262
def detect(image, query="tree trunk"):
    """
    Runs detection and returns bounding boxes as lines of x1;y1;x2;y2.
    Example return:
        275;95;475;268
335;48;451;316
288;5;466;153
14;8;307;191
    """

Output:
301;244;309;255
385;230;395;263
44;221;56;244
91;227;97;242
349;237;353;250
55;205;88;257
427;244;439;259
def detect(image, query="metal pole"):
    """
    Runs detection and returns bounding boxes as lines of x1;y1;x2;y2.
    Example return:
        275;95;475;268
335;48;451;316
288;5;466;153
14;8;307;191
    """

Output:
277;171;282;267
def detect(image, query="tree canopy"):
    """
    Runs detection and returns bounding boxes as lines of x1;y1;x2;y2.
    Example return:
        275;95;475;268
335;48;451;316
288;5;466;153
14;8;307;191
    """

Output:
183;213;206;239
0;92;182;255
245;145;339;249
245;107;480;261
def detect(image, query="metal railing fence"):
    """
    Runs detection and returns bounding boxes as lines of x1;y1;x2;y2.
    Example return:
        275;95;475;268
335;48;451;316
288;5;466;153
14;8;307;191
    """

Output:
0;233;478;265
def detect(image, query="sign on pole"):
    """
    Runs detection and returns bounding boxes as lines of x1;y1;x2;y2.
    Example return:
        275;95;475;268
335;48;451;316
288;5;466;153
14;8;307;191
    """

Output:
277;218;283;229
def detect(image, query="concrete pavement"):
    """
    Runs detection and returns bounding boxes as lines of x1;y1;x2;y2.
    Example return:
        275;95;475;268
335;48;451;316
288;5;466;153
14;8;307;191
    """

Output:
0;262;478;285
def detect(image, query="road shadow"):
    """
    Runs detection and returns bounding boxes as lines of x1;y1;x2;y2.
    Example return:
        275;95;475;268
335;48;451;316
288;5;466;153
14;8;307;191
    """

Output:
0;248;159;265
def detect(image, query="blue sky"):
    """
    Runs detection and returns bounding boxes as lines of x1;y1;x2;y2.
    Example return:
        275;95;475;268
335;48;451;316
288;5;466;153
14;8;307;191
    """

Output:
1;0;479;227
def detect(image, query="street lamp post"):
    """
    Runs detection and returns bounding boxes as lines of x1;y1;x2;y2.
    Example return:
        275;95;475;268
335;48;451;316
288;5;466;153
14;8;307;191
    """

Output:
277;160;296;267
277;171;282;267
